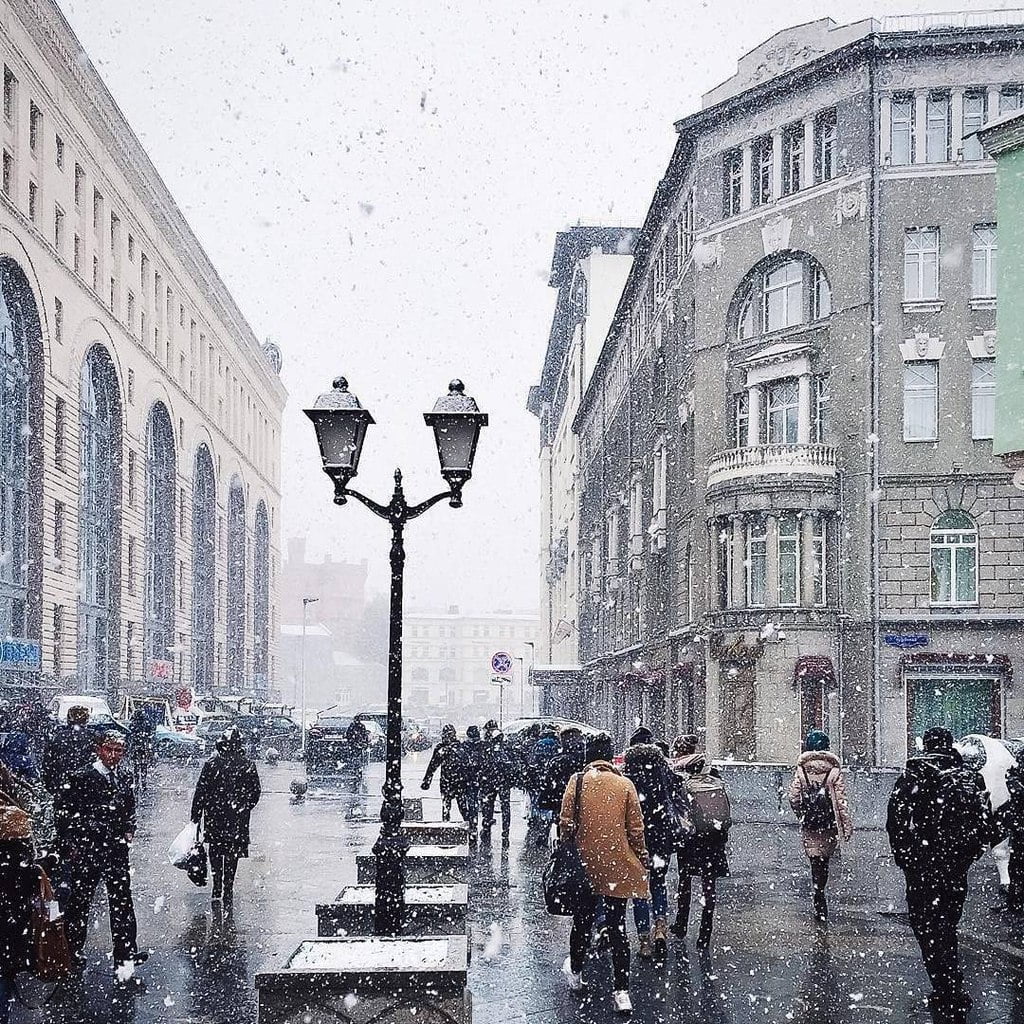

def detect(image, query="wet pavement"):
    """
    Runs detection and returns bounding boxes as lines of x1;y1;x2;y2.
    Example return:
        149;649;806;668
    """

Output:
9;754;1024;1023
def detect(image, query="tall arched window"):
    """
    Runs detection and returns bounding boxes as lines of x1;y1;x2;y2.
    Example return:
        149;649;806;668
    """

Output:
0;260;42;649
226;477;246;688
145;404;175;668
731;254;832;342
931;510;978;606
79;345;122;694
253;501;269;692
191;445;216;693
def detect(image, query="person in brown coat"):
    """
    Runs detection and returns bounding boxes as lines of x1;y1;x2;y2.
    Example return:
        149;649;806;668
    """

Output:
787;730;853;923
559;732;648;1016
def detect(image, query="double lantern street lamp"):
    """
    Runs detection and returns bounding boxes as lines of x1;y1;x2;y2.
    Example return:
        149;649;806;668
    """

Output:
304;377;488;936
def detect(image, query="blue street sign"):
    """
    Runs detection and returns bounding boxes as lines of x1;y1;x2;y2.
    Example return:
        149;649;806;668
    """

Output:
883;633;928;650
0;639;41;671
491;651;513;675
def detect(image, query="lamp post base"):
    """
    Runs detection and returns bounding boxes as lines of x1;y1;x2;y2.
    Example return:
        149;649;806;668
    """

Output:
372;825;410;936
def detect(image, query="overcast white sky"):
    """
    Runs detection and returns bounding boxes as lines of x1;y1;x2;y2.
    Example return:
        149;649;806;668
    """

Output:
60;0;1001;614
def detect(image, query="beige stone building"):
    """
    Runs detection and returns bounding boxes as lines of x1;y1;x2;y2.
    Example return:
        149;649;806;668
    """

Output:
0;0;286;704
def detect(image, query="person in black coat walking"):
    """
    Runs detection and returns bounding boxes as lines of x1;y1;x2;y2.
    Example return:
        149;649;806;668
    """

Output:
0;789;37;1022
623;735;681;960
886;727;994;1024
479;721;515;844
41;706;95;795
55;731;146;974
191;727;261;908
453;725;484;842
538;728;587;817
421;724;460;821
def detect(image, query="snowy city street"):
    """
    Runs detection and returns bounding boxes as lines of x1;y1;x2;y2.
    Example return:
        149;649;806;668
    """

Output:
4;757;1021;1024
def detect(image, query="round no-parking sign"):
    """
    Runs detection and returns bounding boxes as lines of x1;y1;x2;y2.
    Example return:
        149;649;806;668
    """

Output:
491;651;513;675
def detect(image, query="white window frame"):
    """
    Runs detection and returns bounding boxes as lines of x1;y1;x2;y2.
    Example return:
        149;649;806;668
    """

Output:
925;92;950;163
782;123;802;196
971;360;995;440
733;392;749;449
930;512;978;606
777;514;800;607
746;519;768;607
961;92;986;160
812;516;827;607
904;227;939;301
903;361;938;442
811;265;832;320
814;374;830;443
971;224;997;298
724;150;742;217
891;94;915;166
763;260;803;333
766;377;799;445
737;290;755;341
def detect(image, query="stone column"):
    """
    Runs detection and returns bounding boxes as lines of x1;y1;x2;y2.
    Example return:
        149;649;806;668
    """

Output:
798;373;812;445
914;91;928;164
800;514;815;607
747;385;761;447
771;130;783;201
741;143;753;212
765;515;779;608
987;85;1001;121
731;518;745;608
950;88;964;160
803;117;815;187
879;94;892;163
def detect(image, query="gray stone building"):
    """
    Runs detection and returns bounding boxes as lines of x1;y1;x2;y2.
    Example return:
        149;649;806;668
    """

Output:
539;13;1024;766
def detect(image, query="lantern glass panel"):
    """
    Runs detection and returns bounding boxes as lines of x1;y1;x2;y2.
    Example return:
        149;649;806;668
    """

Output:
432;416;478;473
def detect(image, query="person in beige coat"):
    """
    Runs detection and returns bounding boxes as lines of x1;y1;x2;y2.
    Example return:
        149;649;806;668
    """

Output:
559;733;649;1015
788;730;853;923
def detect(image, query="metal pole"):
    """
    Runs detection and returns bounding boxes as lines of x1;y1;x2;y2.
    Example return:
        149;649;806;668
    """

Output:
498;677;503;729
300;597;318;758
373;473;411;936
515;656;524;719
524;640;536;716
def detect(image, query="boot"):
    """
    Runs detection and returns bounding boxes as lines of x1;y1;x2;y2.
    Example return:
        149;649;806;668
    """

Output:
652;919;668;960
695;908;713;950
813;890;828;924
670;906;689;938
637;932;653;959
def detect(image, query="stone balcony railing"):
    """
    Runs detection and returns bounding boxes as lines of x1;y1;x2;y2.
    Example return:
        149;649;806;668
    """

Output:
707;443;837;490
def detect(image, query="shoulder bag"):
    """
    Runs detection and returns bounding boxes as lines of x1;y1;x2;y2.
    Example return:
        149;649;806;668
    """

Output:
542;772;593;916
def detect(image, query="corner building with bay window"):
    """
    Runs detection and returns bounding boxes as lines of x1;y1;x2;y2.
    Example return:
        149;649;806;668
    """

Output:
549;14;1024;766
0;0;285;704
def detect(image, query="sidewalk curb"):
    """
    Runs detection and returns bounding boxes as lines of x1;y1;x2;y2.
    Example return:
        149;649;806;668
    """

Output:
961;930;1024;965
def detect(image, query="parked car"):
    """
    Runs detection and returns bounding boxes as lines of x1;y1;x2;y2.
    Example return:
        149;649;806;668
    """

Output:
501;717;601;745
195;714;234;743
307;714;386;760
233;713;303;762
153;725;205;760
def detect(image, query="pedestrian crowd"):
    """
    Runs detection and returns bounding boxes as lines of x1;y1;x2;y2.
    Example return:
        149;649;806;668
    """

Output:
421;718;1015;1022
0;699;261;1023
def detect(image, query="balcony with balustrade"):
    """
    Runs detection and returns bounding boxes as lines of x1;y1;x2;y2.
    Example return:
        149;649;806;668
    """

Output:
707;442;837;491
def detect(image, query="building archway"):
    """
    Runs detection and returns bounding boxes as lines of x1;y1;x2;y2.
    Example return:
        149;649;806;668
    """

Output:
191;444;216;693
144;402;176;671
0;258;43;668
226;476;246;689
78;344;123;696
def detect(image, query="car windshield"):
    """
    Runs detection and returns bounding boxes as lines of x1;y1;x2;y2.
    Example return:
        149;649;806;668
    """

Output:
315;718;353;732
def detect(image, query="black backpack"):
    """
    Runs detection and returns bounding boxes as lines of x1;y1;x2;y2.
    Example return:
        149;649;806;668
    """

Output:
797;766;837;832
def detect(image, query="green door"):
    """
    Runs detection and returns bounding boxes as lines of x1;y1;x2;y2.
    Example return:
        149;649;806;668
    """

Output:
908;676;995;750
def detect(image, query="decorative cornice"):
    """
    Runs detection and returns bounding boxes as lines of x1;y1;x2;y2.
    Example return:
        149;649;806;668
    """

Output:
10;0;286;401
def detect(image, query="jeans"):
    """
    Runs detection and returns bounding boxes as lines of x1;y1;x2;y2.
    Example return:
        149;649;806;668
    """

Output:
570;893;629;990
905;876;968;1006
633;861;669;934
454;791;478;835
1008;828;1024;911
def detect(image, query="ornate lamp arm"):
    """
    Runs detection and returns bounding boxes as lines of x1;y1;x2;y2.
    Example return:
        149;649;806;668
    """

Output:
341;486;393;522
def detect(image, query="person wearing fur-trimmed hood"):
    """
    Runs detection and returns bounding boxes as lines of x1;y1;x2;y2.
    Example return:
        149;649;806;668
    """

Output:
787;729;853;924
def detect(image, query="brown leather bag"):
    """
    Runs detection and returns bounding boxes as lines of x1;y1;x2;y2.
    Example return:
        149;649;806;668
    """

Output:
32;870;72;982
0;789;31;841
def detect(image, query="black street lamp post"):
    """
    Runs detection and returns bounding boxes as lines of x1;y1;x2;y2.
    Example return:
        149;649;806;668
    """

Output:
305;377;487;935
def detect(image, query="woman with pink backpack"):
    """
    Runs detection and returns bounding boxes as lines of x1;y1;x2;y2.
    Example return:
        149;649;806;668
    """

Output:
787;730;853;924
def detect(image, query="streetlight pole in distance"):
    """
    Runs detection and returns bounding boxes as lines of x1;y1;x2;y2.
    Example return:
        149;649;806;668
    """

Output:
524;640;535;716
514;656;524;720
305;377;487;937
300;596;319;758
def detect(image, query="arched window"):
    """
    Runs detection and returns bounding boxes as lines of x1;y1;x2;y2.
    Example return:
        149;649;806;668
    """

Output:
78;345;122;693
226;477;246;688
732;254;832;342
191;445;216;692
144;403;175;666
253;501;270;693
0;260;42;648
930;510;978;606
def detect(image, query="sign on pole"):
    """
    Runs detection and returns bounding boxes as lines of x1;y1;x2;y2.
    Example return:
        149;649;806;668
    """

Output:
0;640;41;672
490;651;513;675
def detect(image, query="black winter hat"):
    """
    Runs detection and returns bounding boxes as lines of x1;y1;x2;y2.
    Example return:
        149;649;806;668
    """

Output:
923;727;955;754
466;725;480;741
629;726;654;747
